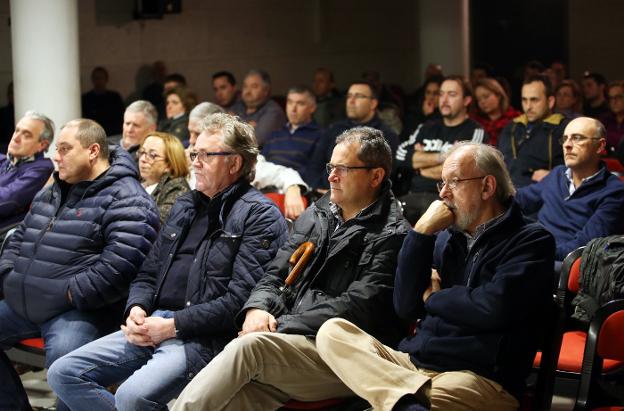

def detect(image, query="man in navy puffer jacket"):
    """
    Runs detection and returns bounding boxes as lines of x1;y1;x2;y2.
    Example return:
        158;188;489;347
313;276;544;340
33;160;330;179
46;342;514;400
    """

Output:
0;118;159;411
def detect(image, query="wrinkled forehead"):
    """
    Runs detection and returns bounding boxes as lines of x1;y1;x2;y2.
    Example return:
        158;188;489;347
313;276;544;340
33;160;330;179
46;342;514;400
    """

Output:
442;148;476;178
195;130;228;150
564;118;596;136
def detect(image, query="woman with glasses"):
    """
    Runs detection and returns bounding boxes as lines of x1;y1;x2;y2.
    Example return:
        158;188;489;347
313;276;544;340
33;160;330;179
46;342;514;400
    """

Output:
138;131;190;224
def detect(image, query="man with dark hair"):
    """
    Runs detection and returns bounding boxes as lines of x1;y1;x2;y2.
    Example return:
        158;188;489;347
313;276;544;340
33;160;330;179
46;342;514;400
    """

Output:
0;118;159;411
311;67;344;127
81;66;125;136
0;111;55;227
49;113;288;410
231;69;286;146
498;74;569;188
312;142;555;410
172;127;410;411
262;86;322;174
396;75;487;224
601;80;624;153
212;71;240;110
164;73;187;92
304;81;398;191
516;117;624;262
582;71;609;119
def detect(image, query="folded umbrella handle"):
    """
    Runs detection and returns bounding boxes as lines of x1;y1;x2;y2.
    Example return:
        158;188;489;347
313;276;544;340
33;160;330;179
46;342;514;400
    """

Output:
284;241;316;287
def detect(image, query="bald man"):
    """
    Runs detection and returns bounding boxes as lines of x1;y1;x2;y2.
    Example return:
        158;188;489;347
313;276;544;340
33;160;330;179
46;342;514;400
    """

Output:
516;116;624;260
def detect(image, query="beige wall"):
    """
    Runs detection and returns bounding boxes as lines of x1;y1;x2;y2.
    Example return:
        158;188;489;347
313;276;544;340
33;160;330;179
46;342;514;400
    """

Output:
568;0;624;82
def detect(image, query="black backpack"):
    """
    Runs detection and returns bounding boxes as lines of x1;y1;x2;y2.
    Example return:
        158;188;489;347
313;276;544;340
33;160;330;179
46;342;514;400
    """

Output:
571;235;624;323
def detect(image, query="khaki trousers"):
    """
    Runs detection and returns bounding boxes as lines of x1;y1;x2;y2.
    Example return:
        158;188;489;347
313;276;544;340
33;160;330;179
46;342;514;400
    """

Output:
171;332;353;411
315;318;520;411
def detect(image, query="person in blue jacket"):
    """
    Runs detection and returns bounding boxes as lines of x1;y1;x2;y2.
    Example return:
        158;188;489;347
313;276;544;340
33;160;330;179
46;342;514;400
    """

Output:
48;113;288;411
0;111;55;228
0;118;160;411
516;116;624;262
313;142;555;410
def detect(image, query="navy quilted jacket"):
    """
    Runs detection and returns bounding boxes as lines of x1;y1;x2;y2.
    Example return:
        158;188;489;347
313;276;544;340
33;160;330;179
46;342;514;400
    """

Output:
0;146;160;324
125;180;288;379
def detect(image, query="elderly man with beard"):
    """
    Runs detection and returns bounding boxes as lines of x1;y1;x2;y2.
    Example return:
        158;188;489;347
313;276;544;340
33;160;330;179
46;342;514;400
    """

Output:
312;142;555;410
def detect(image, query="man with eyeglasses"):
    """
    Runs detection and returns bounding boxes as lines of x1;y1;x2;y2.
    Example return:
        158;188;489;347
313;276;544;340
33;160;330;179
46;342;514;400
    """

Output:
515;117;624;262
306;142;555;410
48;113;288;410
0;118;160;411
304;81;398;192
395;75;487;224
172;126;410;411
498;74;569;188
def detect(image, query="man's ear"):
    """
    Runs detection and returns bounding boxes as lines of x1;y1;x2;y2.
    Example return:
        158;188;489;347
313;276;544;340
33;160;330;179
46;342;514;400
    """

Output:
481;175;497;200
548;95;556;111
463;95;473;109
370;167;385;188
39;139;50;153
89;143;101;161
230;154;243;175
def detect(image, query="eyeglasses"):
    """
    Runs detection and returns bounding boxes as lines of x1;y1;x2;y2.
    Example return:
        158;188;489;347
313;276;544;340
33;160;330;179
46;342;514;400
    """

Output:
189;151;235;163
346;93;373;100
608;94;624;102
326;163;376;177
137;150;164;162
558;134;602;145
436;176;487;192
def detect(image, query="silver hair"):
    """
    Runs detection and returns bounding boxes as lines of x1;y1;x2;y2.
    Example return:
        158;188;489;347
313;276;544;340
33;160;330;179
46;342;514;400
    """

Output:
189;102;224;121
199;113;258;181
23;110;55;151
592;118;607;140
244;68;271;88
125;100;158;125
335;126;392;180
448;141;516;203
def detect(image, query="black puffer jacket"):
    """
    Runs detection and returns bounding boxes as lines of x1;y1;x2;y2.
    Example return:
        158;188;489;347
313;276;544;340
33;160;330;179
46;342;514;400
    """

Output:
0;146;160;324
126;181;288;379
240;184;410;345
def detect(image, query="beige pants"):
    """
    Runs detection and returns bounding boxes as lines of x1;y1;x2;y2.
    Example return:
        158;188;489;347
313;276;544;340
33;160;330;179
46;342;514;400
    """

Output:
315;318;520;411
172;319;519;411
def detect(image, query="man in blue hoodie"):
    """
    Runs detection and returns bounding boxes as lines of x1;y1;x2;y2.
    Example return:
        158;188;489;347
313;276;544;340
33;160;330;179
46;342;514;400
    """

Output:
515;116;624;262
0;119;159;411
313;142;555;410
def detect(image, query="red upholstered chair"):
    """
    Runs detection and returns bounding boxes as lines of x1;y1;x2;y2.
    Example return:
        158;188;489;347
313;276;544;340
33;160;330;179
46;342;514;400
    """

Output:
574;299;624;410
264;192;309;217
602;157;624;175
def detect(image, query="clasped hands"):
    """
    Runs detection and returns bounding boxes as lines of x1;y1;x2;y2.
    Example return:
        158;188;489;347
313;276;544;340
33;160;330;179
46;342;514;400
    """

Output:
238;308;277;337
121;306;176;347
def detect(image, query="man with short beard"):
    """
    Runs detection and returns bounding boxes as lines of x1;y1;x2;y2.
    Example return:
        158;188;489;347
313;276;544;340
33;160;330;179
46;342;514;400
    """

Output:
312;142;555;410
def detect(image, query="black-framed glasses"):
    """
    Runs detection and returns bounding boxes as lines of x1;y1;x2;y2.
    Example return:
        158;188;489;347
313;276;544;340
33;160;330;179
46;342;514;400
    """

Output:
189;151;235;163
137;149;165;162
326;163;376;177
436;176;487;192
558;134;602;145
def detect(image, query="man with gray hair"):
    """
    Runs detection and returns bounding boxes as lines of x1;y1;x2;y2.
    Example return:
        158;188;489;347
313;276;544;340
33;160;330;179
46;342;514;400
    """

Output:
0;111;55;228
516;116;624;261
0;118;159;411
231;69;286;146
108;100;158;159
172;126;410;411
306;142;555;410
49;113;288;411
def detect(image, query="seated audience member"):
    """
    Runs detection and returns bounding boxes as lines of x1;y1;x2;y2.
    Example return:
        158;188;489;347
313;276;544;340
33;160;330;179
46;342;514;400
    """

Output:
262;86;322;174
555;79;583;119
498;74;568;188
48;113;288;411
470;62;496;87
312;142;555;410
363;70;405;135
402;75;443;141
188;104;307;219
81;66;125;136
159;86;194;145
516;117;624;261
304;81;399;191
601;80;624;154
0;119;159;411
172;127;410;411
0;111;55;227
311;67;344;128
582;71;609;119
109;100;158;159
142;61;168;120
395;76;487;224
212;71;240;111
231;69;286;146
138;131;190;224
472;77;520;146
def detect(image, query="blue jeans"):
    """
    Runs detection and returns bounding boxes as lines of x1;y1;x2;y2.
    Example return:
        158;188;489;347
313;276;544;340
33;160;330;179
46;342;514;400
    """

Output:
48;310;189;411
0;300;109;411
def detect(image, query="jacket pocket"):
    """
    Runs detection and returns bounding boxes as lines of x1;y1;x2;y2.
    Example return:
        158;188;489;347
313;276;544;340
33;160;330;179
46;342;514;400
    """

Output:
22;275;72;323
